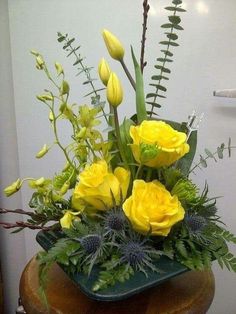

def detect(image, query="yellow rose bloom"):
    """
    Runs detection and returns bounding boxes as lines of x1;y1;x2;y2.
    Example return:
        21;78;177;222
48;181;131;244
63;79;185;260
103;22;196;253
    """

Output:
72;160;130;211
102;29;125;61
106;72;123;107
130;120;189;167
123;180;185;236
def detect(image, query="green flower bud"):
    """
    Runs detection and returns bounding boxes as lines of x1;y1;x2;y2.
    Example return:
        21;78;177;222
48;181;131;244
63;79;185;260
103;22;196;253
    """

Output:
36;56;44;69
171;179;198;203
30;50;39;57
49;111;54;122
37;94;53;102
60;181;70;195
4;179;21;197
35;177;46;187
140;143;159;163
77;127;87;139
55;62;64;76
60;80;70;95
36;144;49;158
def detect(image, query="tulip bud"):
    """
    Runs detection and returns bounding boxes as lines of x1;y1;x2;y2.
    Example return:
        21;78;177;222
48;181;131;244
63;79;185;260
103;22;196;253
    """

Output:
102;29;125;61
106;72;123;107
98;58;111;86
4;179;21;197
55;62;64;76
36;144;49;158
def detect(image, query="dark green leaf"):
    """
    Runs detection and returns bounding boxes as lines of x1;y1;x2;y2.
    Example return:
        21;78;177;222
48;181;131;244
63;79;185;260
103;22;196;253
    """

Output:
146;102;161;108
146;93;166;99
205;149;217;161
149;84;167;92
156;57;173;62
172;0;182;5
165;6;186;12
200;155;207;168
160;41;179;47
168;15;181;25
166;33;178;41
151;75;169;80
154;65;171;73
161;50;173;57
161;23;174;29
57;36;66;42
63;38;75;49
228;137;231;157
217;147;224;159
173;24;184;30
177;130;197;175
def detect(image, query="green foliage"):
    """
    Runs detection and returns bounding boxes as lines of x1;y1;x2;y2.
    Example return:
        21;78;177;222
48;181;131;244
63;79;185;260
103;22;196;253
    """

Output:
148;0;186;116
190;138;234;174
92;264;134;292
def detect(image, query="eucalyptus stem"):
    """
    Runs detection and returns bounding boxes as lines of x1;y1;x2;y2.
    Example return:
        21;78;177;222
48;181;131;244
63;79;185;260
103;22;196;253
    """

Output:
189;145;236;174
113;107;129;169
120;59;136;90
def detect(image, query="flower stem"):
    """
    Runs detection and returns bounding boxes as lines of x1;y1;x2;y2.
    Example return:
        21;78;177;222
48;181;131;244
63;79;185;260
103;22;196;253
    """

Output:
120;59;136;90
113;107;129;169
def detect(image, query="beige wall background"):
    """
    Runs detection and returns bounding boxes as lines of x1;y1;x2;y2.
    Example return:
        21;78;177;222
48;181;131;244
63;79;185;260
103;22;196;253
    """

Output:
0;0;236;313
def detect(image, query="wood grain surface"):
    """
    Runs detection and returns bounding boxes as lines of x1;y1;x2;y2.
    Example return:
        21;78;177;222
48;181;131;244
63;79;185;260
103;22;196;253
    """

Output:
20;256;215;314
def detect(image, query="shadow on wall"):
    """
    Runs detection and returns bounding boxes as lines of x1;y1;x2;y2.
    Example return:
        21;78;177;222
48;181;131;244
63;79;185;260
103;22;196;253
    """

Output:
0;263;3;314
214;106;236;119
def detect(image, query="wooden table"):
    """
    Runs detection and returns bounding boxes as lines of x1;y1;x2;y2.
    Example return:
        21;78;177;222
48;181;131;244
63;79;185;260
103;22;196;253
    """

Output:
20;256;215;314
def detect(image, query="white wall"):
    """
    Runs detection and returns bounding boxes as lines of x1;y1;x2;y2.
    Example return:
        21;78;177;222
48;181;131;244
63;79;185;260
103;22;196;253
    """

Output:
1;0;236;312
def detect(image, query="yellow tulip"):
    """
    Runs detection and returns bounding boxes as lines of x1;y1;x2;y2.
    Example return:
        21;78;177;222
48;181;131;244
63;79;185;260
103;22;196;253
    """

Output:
106;72;123;107
123;180;185;236
98;58;111;86
72;160;130;211
130;120;189;168
60;210;81;229
102;29;124;61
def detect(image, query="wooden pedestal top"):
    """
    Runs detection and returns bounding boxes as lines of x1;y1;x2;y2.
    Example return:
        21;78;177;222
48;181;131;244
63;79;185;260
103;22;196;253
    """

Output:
20;256;215;314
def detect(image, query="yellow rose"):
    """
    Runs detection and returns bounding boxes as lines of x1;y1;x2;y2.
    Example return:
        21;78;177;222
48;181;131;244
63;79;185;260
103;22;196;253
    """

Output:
102;29;125;61
130;120;189;167
123;180;185;236
72;160;130;211
106;72;123;107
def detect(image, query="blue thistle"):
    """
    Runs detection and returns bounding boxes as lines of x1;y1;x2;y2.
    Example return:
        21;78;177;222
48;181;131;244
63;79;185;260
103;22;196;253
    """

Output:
118;233;162;275
105;210;126;232
185;214;207;233
80;234;102;254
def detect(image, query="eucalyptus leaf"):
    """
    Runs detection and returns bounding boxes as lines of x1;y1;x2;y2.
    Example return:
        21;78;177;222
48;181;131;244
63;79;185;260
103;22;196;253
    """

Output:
168;16;181;25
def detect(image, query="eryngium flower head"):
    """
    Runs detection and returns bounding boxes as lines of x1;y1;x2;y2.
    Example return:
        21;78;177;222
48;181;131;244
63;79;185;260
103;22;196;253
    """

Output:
80;234;102;254
120;241;146;267
105;210;126;232
185;214;207;233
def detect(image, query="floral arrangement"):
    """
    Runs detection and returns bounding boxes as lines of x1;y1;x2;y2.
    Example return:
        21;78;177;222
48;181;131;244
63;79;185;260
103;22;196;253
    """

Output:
1;0;236;297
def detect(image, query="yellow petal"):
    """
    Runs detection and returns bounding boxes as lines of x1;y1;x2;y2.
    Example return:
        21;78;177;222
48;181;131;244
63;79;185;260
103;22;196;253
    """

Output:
106;72;123;107
98;58;111;86
102;29;124;61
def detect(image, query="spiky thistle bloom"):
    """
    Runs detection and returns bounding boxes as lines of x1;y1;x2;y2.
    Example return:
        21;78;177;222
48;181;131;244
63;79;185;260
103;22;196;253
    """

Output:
103;207;127;234
185;214;207;233
80;234;102;254
118;232;161;276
